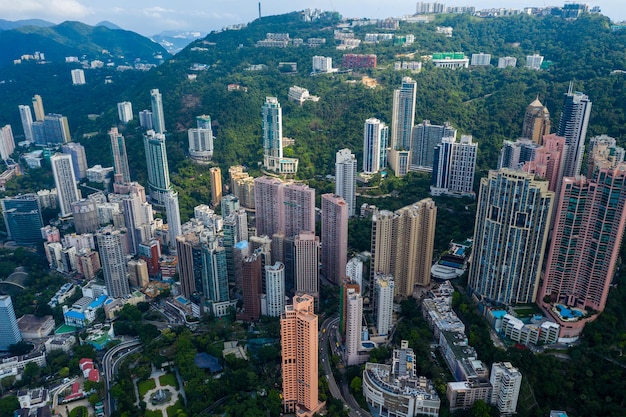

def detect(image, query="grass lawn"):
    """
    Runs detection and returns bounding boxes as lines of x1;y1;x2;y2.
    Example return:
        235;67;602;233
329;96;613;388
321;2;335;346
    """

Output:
144;410;163;417
167;400;184;417
138;378;157;397
159;373;177;388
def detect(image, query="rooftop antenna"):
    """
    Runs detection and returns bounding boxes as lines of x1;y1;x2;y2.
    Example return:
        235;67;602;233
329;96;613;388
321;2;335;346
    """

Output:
259;2;262;18
568;80;574;95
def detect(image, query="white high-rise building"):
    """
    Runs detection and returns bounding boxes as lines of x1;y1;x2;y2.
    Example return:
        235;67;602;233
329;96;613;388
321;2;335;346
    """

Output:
431;135;477;197
164;190;182;249
346;257;363;289
117;101;133;123
490;362;522;415
51;153;80;217
312;56;333;73
335;149;357;216
363;118;389;174
97;228;130;298
71;69;86;85
262;97;299;174
557;85;592;179
150;88;166;134
18;105;34;143
345;288;363;365
61;142;88;180
374;273;394;337
498;56;517;68
525;54;544;70
0;125;15;161
188;115;214;163
265;262;286;317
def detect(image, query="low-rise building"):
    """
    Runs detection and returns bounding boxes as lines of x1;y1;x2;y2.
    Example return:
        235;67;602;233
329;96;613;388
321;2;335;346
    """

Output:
363;342;440;417
17;315;55;339
432;52;469;69
44;334;76;353
62;295;108;328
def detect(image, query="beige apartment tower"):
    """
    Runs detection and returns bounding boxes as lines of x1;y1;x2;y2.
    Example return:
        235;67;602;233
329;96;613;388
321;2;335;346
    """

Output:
521;98;551;145
281;294;323;415
294;231;320;297
321;194;349;285
209;167;222;207
371;198;437;297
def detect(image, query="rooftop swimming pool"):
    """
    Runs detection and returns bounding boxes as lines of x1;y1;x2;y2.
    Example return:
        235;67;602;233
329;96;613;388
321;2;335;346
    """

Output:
555;304;583;319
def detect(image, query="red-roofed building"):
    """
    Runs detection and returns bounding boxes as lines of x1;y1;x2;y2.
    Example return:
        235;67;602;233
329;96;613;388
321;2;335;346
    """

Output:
88;368;100;382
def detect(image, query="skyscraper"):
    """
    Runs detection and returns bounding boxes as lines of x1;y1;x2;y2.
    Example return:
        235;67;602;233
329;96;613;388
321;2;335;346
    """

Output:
241;251;263;321
281;294;322;415
164;190;182;247
254;177;315;240
363;118;389;174
109;127;132;183
202;237;229;304
221;194;240;218
117;101;133;123
321;194;349;284
345;287;363;365
209;167;222;207
294;231;320;297
431;135;477;197
143;130;171;206
32;94;45;121
261;97;299;174
62;142;88;180
498;138;541;170
44;114;71;144
176;234;203;298
539;162;626;339
521;133;566;193
374;273;394;337
370;199;437;297
410;120;457;171
51;153;80;217
490;362;522;415
557;85;592;178
335;149;357;216
389;77;417;176
521;98;551;145
468;169;554;305
265;262;286;317
71;199;99;234
1;194;43;246
139;110;153;130
18;105;34;143
150;88;166;134
97;228;130;298
188;115;214;163
262;96;282;169
0;295;22;351
0;125;15;161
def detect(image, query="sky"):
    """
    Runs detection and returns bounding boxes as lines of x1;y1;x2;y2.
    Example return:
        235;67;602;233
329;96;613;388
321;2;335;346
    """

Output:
0;0;624;36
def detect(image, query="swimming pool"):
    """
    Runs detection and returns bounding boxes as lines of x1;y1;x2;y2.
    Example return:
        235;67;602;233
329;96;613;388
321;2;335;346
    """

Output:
555;304;583;319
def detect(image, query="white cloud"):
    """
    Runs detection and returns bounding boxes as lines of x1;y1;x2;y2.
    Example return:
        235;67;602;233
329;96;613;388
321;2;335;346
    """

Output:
0;0;91;20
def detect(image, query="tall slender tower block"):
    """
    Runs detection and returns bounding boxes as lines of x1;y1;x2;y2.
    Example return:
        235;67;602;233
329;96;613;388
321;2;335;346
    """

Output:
18;105;34;143
0;295;22;350
97;229;130;298
388;77;417;176
363;118;389;174
51;153;80;217
521;98;551;145
468;169;554;305
32;94;45;121
109;127;131;183
150;88;166;134
209;167;223;207
143;130;171;206
335;149;357;216
321;194;349;284
294;231;320;297
281;294;323;415
557;85;592;178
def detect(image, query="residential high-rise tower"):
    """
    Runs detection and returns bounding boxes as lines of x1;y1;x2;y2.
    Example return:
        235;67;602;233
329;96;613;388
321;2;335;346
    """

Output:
335;149;357;216
557;85;592;178
109;127;132;183
388;77;417;176
150;88;166;134
0;295;22;351
143;129;171;206
321;194;349;285
97;229;130;298
521;98;551;145
363;118;389;174
468;169;554;305
51;153;80;217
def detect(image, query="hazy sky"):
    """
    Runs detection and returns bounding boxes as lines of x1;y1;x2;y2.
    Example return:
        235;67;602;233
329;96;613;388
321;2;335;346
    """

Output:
0;1;624;36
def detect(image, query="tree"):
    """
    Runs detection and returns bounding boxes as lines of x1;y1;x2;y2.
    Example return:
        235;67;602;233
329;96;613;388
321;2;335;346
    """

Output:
88;393;100;406
349;376;362;393
22;362;41;386
0;396;19;416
